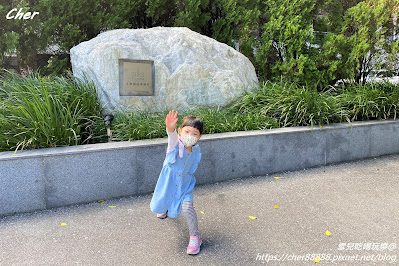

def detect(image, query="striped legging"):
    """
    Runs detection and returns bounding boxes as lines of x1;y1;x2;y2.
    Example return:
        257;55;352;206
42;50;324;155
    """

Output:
182;201;200;236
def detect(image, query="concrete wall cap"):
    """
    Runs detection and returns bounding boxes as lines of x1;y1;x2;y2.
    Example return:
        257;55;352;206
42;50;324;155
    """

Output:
0;119;397;161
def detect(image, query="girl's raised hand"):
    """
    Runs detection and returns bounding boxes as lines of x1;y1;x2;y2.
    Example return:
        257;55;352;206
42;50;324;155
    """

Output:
165;110;178;132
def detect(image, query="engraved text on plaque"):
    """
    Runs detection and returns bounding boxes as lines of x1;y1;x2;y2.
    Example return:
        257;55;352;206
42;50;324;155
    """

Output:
119;59;154;96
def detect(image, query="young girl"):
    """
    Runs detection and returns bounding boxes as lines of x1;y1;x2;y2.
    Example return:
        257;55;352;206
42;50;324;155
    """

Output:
150;110;203;255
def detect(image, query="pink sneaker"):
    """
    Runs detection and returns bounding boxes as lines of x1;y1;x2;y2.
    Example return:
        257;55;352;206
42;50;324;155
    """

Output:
157;212;167;219
187;235;202;255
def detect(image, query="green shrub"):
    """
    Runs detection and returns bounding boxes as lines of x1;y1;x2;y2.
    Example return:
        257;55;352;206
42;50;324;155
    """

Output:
111;110;170;141
185;107;278;133
1;70;398;151
339;81;399;121
110;106;279;141
230;81;351;128
94;80;399;142
0;71;106;152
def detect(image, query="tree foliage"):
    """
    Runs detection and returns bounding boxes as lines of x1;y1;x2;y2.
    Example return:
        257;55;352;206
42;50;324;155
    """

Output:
0;0;398;86
254;0;319;85
0;0;43;71
323;0;399;85
0;1;20;70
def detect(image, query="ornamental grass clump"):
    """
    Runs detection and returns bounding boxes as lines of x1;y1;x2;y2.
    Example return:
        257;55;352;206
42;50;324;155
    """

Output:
338;81;399;121
0;71;106;152
2;69;398;150
111;110;169;141
110;106;278;141
186;107;278;133
231;81;350;128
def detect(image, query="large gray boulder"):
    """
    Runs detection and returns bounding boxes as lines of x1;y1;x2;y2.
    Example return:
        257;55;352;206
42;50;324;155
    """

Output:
70;27;258;113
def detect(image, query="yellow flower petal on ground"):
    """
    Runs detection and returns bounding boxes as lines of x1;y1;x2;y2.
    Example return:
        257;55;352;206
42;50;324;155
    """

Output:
108;206;116;208
325;230;331;236
60;223;67;226
200;211;205;214
274;205;279;209
314;257;321;262
249;216;257;220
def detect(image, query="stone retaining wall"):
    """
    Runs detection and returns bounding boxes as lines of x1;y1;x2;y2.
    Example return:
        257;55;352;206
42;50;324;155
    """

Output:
1;119;399;217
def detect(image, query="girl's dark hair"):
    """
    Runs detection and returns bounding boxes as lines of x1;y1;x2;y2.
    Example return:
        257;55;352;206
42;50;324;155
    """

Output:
179;115;203;135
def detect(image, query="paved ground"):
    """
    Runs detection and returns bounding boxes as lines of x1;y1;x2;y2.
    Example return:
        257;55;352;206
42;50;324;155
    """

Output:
0;154;398;265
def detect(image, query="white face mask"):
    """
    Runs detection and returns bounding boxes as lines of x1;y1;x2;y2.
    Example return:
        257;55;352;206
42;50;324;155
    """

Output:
180;134;198;147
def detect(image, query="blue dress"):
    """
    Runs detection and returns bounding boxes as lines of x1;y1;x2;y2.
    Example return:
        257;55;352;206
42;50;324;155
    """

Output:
150;142;201;218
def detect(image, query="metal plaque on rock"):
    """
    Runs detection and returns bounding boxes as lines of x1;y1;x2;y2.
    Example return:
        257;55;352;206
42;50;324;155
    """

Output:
119;59;154;96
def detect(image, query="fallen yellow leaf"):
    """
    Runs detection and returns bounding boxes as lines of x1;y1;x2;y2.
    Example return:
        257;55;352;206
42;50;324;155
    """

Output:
325;230;331;236
200;211;205;214
98;200;105;204
108;206;116;208
314;257;321;262
60;223;67;226
274;177;281;180
274;205;279;209
249;216;257;220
